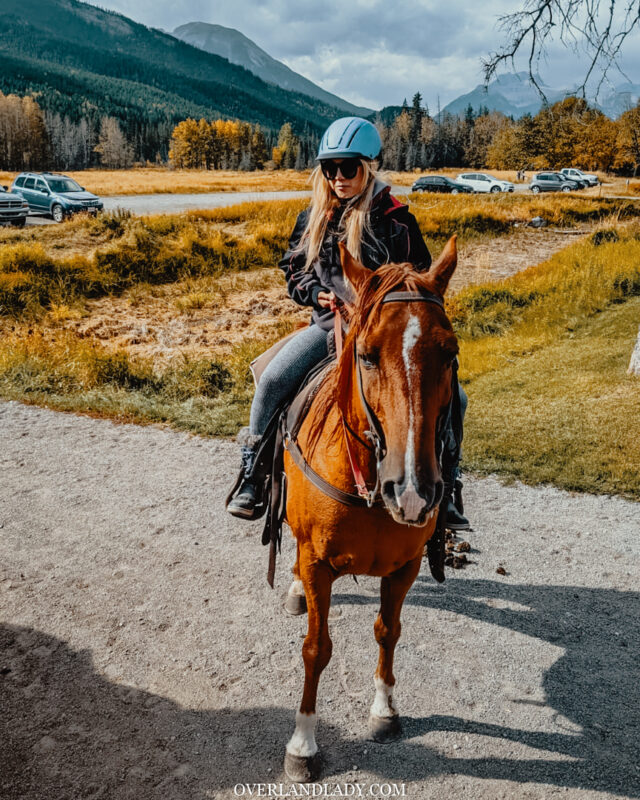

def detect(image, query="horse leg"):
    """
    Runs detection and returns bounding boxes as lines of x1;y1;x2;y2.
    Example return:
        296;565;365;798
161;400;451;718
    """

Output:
369;555;422;742
284;542;307;616
284;555;333;781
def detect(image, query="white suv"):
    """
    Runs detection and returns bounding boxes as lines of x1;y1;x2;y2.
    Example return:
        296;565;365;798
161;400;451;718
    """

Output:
560;168;598;186
456;172;514;193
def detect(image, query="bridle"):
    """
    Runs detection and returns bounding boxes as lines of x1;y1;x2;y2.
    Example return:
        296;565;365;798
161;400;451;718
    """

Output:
284;288;447;509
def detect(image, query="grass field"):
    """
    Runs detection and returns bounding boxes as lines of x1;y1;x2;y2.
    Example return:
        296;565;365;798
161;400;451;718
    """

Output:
0;193;638;497
2;167;639;197
1;193;636;317
456;229;640;497
0;168;313;196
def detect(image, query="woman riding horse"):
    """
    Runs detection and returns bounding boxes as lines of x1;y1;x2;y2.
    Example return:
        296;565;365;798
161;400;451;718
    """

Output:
226;116;469;529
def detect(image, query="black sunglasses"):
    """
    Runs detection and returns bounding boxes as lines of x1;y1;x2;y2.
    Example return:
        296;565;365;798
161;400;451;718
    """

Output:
320;158;362;180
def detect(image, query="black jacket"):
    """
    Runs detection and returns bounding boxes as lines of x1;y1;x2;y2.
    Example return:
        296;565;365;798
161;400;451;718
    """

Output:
279;182;432;331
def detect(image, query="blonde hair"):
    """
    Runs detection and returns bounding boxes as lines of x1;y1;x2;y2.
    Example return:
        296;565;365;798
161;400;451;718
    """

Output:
301;159;378;270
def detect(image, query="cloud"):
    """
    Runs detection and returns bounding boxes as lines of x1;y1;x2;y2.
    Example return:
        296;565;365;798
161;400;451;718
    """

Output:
82;0;640;111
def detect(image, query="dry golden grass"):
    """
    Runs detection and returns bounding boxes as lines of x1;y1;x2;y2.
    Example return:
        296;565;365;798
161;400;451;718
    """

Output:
1;192;638;494
462;297;640;497
452;225;640;496
3;166;639;197
0;168;313;196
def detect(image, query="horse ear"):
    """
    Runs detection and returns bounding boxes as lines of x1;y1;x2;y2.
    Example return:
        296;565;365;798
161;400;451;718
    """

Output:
339;242;368;292
428;235;457;296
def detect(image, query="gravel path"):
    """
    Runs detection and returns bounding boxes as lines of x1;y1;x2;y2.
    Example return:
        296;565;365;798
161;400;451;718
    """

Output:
1;400;638;800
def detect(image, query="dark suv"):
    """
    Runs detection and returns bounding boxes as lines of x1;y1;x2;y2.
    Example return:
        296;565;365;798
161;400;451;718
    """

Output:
411;175;473;194
0;184;29;227
11;172;103;222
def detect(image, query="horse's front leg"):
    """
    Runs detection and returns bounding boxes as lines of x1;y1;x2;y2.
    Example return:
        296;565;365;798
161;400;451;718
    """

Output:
284;551;334;781
370;554;422;742
284;542;307;616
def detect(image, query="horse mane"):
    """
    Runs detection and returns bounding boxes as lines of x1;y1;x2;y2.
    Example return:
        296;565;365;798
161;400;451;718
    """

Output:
306;262;448;453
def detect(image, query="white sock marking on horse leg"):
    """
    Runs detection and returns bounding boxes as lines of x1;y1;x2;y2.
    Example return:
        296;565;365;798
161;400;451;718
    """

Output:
286;711;318;757
288;578;305;598
395;314;427;522
370;676;397;718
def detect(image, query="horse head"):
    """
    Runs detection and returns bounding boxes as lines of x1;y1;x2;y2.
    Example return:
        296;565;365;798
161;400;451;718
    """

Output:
338;237;459;526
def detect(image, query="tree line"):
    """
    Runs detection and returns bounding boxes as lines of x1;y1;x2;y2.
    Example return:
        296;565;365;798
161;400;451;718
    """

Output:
0;92;151;171
377;93;640;175
1;89;639;175
168;119;320;170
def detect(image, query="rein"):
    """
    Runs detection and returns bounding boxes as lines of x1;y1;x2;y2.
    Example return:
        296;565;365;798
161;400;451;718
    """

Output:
284;289;446;508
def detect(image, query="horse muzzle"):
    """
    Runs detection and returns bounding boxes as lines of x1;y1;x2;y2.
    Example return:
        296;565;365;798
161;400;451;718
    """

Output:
381;476;444;526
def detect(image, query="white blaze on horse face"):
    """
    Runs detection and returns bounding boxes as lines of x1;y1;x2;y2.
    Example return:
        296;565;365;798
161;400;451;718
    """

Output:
370;676;397;719
286;711;318;757
394;313;427;522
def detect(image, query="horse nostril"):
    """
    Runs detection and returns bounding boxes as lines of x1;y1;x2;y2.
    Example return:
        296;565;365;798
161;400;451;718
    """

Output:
382;480;396;502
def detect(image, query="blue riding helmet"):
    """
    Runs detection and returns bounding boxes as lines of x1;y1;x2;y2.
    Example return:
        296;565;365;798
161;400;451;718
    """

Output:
317;117;381;161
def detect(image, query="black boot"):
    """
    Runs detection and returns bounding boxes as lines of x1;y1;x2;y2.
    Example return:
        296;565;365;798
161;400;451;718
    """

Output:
227;439;260;519
446;478;470;530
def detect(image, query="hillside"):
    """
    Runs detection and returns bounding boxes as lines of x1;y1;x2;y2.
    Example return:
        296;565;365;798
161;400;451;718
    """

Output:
173;22;373;118
0;0;345;137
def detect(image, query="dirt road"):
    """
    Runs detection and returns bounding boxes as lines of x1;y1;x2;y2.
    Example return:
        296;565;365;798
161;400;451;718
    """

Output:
1;400;638;800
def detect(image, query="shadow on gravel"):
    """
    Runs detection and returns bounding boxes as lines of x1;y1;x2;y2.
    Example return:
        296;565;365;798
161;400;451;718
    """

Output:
0;623;308;800
335;577;640;798
2;575;639;798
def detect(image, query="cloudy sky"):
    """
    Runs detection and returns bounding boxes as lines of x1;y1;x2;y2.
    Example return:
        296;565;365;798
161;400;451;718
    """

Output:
84;0;640;111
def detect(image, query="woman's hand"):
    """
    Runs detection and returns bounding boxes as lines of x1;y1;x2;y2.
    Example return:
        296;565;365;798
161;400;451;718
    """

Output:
317;290;336;308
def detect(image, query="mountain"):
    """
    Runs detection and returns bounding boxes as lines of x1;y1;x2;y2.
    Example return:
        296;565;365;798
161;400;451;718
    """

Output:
0;0;348;140
442;72;640;119
598;82;640;118
173;22;373;118
442;73;567;118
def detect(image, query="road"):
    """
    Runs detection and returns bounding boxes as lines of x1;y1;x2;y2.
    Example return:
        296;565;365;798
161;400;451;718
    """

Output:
19;184;513;226
20;183;637;226
1;398;638;800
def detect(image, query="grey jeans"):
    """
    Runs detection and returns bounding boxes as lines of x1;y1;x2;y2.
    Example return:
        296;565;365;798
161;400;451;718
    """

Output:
249;324;329;436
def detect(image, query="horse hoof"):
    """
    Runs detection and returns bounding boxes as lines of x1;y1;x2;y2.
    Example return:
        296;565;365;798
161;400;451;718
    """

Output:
284;751;322;781
369;714;402;742
284;592;307;616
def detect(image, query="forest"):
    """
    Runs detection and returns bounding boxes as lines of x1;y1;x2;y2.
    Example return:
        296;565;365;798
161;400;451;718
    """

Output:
1;89;639;175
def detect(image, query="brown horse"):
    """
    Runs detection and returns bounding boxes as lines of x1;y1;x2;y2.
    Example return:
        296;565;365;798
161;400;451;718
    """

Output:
281;236;459;781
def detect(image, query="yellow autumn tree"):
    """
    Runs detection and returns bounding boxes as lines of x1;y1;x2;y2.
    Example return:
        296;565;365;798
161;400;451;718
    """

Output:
615;105;640;176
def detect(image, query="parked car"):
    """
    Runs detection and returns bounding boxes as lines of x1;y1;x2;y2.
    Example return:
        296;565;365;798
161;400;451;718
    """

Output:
456;172;514;193
0;184;29;227
560;168;599;186
529;172;581;193
10;172;103;222
411;175;473;194
558;172;588;190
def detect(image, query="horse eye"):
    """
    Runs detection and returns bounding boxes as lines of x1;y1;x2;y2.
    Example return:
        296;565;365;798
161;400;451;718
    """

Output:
358;352;377;369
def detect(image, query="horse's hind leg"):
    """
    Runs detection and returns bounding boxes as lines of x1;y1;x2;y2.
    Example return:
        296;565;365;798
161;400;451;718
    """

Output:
285;542;307;616
284;553;334;781
370;555;422;742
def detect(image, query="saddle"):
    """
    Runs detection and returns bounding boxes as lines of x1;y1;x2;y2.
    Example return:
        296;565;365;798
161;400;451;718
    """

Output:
226;327;462;588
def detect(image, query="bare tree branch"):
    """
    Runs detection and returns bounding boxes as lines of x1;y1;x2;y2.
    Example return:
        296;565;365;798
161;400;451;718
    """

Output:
484;0;640;100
